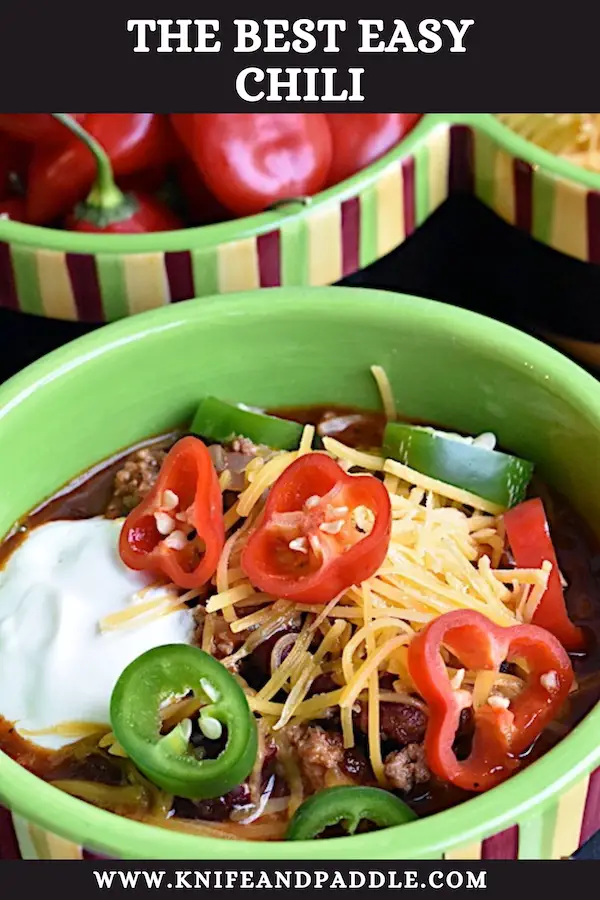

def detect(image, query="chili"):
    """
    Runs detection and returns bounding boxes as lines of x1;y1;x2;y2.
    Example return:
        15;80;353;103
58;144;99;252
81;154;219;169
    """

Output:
119;436;225;589
504;498;585;651
326;114;422;186
171;114;332;217
407;609;573;792
27;113;174;225
0;113;86;145
286;785;416;840
49;115;180;234
0;197;27;222
240;453;391;604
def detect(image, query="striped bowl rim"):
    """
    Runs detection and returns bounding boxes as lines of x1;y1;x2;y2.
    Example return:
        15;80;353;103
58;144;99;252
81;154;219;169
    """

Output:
1;114;600;256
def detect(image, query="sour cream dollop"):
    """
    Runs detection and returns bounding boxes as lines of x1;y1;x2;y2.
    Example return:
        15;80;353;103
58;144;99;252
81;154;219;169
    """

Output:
0;517;194;749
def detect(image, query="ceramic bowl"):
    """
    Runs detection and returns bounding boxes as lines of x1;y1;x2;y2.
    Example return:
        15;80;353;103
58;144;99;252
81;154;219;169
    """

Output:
1;115;598;324
0;287;599;859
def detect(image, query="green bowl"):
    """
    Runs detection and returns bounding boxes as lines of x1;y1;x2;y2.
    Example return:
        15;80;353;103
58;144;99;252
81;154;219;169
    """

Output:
1;114;599;359
0;286;599;860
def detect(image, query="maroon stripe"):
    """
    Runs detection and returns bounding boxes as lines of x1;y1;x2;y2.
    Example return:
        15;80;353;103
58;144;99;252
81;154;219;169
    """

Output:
580;767;600;846
164;250;195;302
481;825;519;860
0;241;19;312
514;159;533;233
341;197;360;276
257;230;281;288
586;191;600;264
402;156;416;236
82;848;112;860
448;125;474;195
0;807;21;860
66;253;104;323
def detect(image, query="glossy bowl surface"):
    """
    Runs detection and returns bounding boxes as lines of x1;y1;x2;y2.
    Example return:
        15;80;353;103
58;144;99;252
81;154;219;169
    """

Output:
0;287;599;859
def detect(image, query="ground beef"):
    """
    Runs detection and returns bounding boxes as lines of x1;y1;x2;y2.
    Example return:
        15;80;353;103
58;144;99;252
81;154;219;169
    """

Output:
105;447;167;518
384;744;430;793
213;617;245;660
192;609;245;665
288;725;371;792
355;701;428;746
230;436;258;456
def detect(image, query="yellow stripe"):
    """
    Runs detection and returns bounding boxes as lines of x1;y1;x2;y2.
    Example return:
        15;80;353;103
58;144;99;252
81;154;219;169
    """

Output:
11;813;38;859
427;125;451;214
308;204;342;285
551;178;587;261
123;253;169;314
551;774;590;859
35;250;77;320
375;163;404;257
34;823;83;860
217;237;260;293
445;841;483;860
493;150;516;225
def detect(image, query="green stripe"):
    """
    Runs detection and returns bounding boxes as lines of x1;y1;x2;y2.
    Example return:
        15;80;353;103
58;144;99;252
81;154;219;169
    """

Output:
96;254;129;321
517;803;559;859
280;215;309;285
473;129;497;209
10;244;43;316
531;169;555;246
359;185;378;270
190;247;219;297
414;144;430;226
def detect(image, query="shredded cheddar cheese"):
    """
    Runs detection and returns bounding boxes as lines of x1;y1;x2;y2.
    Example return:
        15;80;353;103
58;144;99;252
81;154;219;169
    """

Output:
371;365;397;421
98;589;190;633
85;366;557;831
19;721;109;739
498;114;600;173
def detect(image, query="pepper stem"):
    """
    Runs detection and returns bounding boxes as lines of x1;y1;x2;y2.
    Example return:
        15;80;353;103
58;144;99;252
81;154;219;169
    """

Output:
51;113;125;211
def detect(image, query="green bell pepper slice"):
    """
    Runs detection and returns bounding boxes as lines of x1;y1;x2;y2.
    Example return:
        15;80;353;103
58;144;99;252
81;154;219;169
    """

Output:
190;396;304;451
382;422;534;509
110;644;257;800
285;786;417;840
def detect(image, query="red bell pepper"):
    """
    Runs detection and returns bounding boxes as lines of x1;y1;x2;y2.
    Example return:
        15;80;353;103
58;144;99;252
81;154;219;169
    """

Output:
171;114;333;217
119;437;225;590
240;454;391;604
0;196;27;222
27;114;175;225
504;498;585;652
51;114;180;234
66;192;181;234
176;156;230;225
325;114;422;187
117;165;170;195
408;609;573;792
0;134;28;201
0;113;86;145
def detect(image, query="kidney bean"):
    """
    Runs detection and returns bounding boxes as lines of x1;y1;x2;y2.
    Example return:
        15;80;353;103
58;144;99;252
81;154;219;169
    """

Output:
355;702;428;746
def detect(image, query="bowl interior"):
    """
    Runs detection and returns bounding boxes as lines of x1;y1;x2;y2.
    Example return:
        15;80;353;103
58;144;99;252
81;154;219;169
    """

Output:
1;286;600;859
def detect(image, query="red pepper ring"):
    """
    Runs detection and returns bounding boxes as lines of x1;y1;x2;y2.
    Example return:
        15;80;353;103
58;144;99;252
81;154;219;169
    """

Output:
119;437;225;590
240;453;391;605
407;609;574;793
504;498;585;652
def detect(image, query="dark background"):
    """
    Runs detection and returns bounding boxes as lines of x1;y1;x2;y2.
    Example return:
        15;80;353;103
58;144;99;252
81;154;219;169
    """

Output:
0;194;598;857
2;3;600;111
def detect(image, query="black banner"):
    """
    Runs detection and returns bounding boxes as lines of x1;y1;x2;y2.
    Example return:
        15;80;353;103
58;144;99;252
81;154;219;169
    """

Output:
1;0;599;111
0;860;589;897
